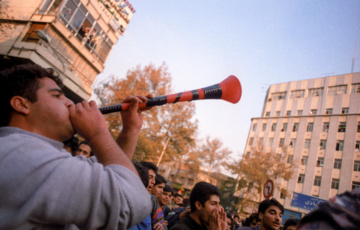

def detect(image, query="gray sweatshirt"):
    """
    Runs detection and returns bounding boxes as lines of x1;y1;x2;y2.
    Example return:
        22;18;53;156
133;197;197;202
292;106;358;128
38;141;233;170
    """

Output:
0;127;152;230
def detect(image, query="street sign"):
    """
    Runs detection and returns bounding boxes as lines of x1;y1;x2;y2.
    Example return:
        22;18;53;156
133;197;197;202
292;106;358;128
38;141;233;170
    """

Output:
263;180;274;198
291;192;326;211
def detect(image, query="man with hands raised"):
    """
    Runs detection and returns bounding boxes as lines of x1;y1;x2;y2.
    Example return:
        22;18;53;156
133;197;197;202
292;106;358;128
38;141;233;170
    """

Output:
0;63;152;230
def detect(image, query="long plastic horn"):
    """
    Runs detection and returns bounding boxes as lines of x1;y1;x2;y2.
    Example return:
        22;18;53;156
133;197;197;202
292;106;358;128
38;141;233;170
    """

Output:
99;75;242;114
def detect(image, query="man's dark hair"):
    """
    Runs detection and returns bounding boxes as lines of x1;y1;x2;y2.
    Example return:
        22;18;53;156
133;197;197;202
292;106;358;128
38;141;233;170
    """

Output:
133;161;149;188
154;174;166;186
283;218;299;230
174;193;182;198
163;185;173;194
140;161;158;173
0;63;63;127
258;198;284;215
78;140;94;157
226;213;235;230
189;181;221;213
243;213;260;227
63;136;79;155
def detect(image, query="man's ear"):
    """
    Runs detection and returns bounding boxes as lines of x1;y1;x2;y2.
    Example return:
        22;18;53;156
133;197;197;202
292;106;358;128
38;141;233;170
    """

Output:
10;96;31;115
194;201;202;211
258;212;263;221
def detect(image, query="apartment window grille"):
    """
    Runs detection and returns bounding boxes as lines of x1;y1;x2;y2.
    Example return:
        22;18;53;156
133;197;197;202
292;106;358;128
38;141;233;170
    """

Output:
271;92;287;100
290;138;296;148
320;140;327;150
326;109;333;115
279;138;285;147
293;123;299;132
249;137;254;146
336;140;344;151
262;124;267;131
268;138;273;147
287;155;293;164
355;141;360;152
316;158;324;167
342;108;349;114
314;176;321;186
265;112;270;117
338;122;346;132
331;178;339;189
290;89;305;98
307;123;314;132
334;159;342;169
352;181;360;190
351;83;360;93
358;122;360;132
298;174;305;184
287;111;291;116
304;139;311;149
310;109;317;115
323;122;329;132
297;110;303;115
328;85;347;95
301;156;308;165
252;124;257;131
271;123;277;132
276;111;280;116
354;161;360;171
309;87;324;97
282;123;288;132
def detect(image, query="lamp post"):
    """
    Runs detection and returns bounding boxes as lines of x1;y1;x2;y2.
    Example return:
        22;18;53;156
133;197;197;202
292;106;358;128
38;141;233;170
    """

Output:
36;30;65;73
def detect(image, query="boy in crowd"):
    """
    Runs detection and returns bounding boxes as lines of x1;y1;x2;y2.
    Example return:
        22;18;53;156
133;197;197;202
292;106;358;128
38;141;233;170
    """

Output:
158;185;173;218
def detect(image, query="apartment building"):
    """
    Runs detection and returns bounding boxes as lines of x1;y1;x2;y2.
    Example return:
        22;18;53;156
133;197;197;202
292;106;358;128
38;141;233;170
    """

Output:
0;0;134;101
243;72;360;214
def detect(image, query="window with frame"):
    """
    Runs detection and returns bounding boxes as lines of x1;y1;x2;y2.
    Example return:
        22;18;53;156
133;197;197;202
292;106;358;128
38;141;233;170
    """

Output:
268;138;273;147
307;123;314;132
328;85;347;95
249;137;254;146
280;191;286;199
38;0;62;15
355;141;360;151
271;123;277;131
297;110;303;115
290;89;305;98
316;158;324;167
298;174;305;183
338;122;346;132
351;83;360;93
354;161;360;171
293;123;299;132
262;123;267;131
336;140;344;151
323;122;329;132
326;109;333;115
314;176;321;186
271;92;287;100
301;156;308;165
309;87;324;97
259;137;264;144
320;140;327;150
304;139;311;149
265;112;270;117
279;138;285;147
352;181;360;190
290;138;296;148
287;111;291;116
252;123;257;131
342;108;349;114
331;178;339;189
358;122;360;132
334;159;342;169
287;155;293;164
310;109;317;115
282;123;287;132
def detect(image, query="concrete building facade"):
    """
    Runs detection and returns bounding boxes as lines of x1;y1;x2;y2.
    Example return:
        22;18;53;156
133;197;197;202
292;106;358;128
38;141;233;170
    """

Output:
243;72;360;214
0;0;134;101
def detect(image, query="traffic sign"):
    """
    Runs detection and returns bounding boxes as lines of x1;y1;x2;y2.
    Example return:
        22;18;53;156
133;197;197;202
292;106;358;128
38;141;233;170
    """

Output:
263;180;274;198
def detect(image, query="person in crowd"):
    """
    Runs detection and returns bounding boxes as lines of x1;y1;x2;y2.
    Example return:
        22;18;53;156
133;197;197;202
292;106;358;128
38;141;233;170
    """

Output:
170;181;226;230
151;174;168;229
171;193;184;209
226;213;235;230
141;161;158;193
282;218;299;230
233;215;241;229
0;63;152;229
63;135;79;155
151;174;167;198
297;187;360;229
241;213;260;227
75;140;93;158
158;185;173;218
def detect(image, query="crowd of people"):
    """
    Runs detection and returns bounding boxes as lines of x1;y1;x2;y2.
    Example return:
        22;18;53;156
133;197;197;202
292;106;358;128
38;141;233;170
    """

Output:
0;63;359;230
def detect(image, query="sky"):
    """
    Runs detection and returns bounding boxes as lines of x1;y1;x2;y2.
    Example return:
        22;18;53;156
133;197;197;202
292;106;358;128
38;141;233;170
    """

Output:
93;0;360;164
